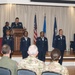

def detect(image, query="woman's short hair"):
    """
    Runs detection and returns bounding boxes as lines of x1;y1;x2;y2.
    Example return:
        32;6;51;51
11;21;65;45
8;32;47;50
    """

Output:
40;31;44;34
23;31;28;35
2;44;11;54
5;22;9;25
15;17;19;20
59;29;62;32
51;49;61;61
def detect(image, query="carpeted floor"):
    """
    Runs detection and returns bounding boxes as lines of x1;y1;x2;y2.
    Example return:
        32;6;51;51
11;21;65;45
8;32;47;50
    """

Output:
67;66;75;75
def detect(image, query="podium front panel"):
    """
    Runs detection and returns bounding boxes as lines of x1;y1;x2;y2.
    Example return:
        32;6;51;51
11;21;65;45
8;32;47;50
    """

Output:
11;29;25;53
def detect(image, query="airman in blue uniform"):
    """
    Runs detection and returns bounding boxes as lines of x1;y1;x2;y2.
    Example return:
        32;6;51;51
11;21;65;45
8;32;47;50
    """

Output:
3;22;11;37
2;30;14;52
11;17;23;29
36;31;48;61
20;31;31;59
55;29;66;65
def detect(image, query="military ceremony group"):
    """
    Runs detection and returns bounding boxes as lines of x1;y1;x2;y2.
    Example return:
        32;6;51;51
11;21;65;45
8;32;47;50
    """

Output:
0;17;69;75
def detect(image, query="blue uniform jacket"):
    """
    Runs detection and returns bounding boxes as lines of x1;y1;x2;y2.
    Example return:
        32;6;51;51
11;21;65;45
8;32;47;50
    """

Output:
3;26;11;37
11;22;23;29
36;37;48;53
2;36;14;51
20;37;31;52
55;35;66;50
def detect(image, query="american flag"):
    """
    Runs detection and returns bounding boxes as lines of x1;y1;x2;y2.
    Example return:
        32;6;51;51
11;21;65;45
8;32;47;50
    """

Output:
33;15;37;44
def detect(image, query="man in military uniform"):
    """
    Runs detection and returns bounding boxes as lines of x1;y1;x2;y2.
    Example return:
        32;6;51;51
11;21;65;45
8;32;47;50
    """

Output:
20;31;31;58
36;31;48;61
18;45;44;75
0;45;18;75
11;17;23;29
45;49;69;75
3;22;11;37
55;29;66;65
2;30;14;52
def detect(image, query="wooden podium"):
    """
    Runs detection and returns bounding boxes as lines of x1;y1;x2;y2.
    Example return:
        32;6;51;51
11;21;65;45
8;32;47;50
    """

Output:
11;29;25;55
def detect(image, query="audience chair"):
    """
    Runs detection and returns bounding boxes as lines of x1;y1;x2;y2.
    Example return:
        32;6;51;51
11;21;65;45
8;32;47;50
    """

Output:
42;71;61;75
0;67;11;75
18;69;36;75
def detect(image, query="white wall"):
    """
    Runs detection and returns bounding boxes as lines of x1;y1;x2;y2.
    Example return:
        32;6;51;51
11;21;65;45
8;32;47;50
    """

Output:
0;0;30;3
